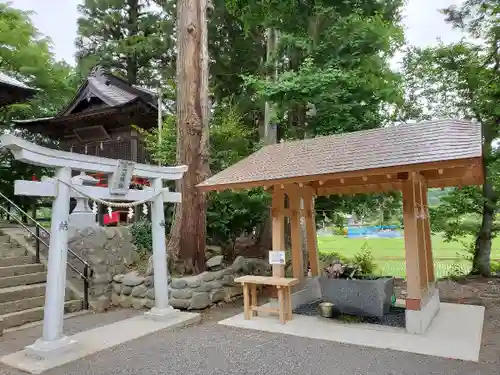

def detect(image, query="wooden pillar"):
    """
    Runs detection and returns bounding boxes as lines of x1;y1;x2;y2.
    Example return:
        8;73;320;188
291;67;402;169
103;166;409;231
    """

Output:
271;188;285;277
415;179;429;290
421;184;435;283
402;175;423;310
403;173;434;310
288;188;304;279
303;189;319;276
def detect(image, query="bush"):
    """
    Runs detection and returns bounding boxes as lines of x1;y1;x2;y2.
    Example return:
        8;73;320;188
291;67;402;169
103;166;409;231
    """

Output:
130;218;153;255
352;242;376;275
319;252;349;268
491;261;500;274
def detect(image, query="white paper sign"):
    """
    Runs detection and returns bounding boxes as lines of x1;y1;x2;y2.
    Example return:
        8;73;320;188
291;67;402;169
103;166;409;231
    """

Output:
269;250;286;265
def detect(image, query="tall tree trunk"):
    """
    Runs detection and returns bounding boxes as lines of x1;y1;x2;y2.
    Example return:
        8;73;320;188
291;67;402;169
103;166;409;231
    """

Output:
126;0;139;84
257;28;278;253
168;0;211;274
472;123;496;276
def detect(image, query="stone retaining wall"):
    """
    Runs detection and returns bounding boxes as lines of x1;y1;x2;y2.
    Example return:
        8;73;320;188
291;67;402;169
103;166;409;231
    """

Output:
67;226;139;310
111;256;271;310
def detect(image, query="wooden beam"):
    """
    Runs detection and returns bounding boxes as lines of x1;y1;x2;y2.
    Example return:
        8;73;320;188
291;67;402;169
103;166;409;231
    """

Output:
271;189;286;277
287;188;304;279
421;185;435;283
303;189;319;276
197;157;483;192
317;182;401;196
402;177;422;306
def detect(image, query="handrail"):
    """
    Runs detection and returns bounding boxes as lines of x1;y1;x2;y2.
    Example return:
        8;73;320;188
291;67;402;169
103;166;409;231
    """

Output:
0;192;91;267
0;192;92;309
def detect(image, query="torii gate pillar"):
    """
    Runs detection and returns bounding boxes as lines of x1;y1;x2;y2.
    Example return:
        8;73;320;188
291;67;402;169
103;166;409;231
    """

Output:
26;167;76;355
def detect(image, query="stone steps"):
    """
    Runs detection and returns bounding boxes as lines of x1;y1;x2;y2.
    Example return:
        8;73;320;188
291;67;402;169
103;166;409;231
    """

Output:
0;230;88;333
0;283;46;303
0;299;83;330
0;272;46;289
0;256;37;267
0;263;45;278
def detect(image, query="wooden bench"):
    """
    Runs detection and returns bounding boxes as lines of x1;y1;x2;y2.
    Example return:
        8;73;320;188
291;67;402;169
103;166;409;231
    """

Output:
234;275;299;324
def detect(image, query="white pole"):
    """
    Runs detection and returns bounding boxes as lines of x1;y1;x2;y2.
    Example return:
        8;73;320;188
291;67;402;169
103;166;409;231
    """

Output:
145;177;175;319
26;166;75;355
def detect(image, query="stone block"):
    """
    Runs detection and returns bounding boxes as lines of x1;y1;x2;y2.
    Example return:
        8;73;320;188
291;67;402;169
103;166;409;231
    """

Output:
113;274;125;283
189;292;211;310
146;288;156;300
94;295;111;312
144;276;154;288
111;293;121;306
210;289;225;303
171;289;193;299
206;255;224;270
169;298;191;309
144;299;155;309
224;286;242;300
122;286;133;296
119;295;133;308
170;279;188;289
222;275;235;286
132;298;147;309
122;271;145;287
183;275;202;288
194;283;212;293
318;276;394;318
113;283;123;294
131;284;148;298
201;272;215;282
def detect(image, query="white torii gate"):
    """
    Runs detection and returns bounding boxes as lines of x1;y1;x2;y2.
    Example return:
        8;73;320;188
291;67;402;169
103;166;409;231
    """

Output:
0;134;187;357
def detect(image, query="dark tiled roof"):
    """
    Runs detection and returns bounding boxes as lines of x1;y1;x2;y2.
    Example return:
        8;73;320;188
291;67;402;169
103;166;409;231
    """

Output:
0;72;35;90
198;120;482;189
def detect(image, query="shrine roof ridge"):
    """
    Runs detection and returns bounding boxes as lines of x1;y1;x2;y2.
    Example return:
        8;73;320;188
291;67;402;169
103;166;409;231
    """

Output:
197;119;482;190
0;134;187;180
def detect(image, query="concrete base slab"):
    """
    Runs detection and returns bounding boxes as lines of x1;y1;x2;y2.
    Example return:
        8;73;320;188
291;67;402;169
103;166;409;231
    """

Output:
144;306;179;321
24;336;78;359
219;302;485;362
0;311;201;374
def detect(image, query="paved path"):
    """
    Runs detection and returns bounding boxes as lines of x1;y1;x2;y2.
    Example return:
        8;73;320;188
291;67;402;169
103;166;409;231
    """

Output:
0;309;497;375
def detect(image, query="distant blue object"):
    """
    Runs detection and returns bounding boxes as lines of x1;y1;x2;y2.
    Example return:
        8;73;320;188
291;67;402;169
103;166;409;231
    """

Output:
347;225;402;238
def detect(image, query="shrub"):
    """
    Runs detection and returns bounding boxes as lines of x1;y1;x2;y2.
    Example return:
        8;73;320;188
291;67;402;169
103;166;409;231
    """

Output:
130;218;153;255
319;252;349;268
491;261;500;274
352;242;376;275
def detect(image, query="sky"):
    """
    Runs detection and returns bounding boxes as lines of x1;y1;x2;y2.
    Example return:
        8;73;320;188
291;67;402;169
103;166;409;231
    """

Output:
7;0;466;66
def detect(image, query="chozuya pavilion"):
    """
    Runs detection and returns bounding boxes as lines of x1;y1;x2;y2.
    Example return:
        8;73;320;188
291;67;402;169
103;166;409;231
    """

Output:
197;120;484;334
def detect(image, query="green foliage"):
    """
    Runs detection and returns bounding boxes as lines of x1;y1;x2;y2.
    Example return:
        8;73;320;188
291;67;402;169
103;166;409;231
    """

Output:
352;242;377;275
401;0;499;276
319;251;349;268
491;261;500;274
130;218;153;255
141;100;267;248
76;0;175;85
0;3;78;209
207;189;270;246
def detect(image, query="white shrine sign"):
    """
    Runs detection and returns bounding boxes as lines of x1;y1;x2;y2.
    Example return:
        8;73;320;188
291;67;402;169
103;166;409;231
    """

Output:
0;134;187;357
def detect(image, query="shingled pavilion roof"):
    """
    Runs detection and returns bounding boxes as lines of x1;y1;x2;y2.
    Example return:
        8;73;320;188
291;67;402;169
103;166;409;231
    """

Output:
198;120;484;194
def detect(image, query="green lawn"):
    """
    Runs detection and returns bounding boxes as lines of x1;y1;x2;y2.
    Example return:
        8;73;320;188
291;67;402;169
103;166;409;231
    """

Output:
317;234;500;278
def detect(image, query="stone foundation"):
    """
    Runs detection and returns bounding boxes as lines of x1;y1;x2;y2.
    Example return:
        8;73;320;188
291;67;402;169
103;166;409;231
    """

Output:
67;226;139;311
405;287;440;334
111;256;271;311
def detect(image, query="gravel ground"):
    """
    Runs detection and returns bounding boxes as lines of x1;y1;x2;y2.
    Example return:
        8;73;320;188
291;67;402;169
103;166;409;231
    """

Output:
293;300;406;328
0;300;498;375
